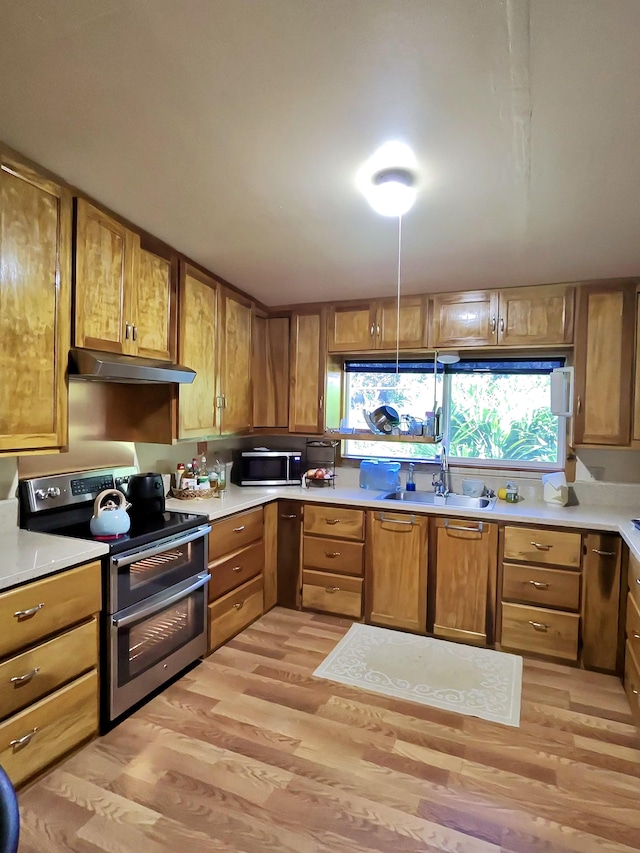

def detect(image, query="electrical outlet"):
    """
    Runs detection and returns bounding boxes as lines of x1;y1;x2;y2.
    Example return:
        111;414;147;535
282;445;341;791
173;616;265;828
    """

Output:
197;441;208;455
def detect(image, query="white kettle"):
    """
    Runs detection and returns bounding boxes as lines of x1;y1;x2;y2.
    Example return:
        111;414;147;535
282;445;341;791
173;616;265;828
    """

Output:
90;489;131;538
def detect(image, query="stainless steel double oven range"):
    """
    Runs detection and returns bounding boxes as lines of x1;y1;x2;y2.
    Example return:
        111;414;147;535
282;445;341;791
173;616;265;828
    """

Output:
19;467;211;729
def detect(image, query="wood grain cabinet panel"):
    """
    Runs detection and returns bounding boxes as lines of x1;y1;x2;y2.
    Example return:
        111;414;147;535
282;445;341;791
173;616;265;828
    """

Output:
303;535;364;576
135;245;175;361
289;309;325;434
503;526;582;568
624;642;640;728
302;570;363;618
502;563;580;611
365;511;427;633
177;262;219;439
253;315;290;428
208;575;264;651
497;284;574;346
209;541;263;601
0;561;101;660
430;290;499;348
327;302;376;351
634;294;640;442
627;592;640;665
327;297;426;352
0;619;97;721
0;153;70;452
573;282;635;446
208;507;264;562
501;602;579;660
581;533;622;672
0;670;98;788
629;551;640;612
431;518;498;646
303;505;364;540
219;290;252;435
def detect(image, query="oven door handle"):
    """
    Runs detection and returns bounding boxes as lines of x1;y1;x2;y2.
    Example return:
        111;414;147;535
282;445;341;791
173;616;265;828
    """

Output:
112;525;212;568
112;573;211;628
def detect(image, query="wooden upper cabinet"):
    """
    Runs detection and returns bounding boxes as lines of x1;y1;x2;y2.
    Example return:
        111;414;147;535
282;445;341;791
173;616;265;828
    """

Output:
74;199;175;361
431;518;498;646
573;281;635;446
289;309;325;434
497;284;574;346
0;153;71;452
253;315;290;428
377;296;427;349
633;293;640;442
365;511;428;633
219;289;253;435
327;297;426;352
430;290;499;348
177;263;218;440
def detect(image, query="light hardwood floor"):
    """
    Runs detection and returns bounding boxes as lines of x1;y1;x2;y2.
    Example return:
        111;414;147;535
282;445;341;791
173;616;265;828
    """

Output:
18;607;640;852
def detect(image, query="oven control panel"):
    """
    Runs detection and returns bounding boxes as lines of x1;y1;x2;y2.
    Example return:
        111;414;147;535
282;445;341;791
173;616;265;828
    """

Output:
23;467;138;513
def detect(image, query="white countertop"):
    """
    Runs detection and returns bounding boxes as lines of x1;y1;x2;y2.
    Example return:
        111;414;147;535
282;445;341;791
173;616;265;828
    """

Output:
4;483;640;594
0;500;109;592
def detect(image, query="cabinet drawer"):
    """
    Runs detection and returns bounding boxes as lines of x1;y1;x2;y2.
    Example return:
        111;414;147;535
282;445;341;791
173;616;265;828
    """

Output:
302;569;363;619
0;669;98;788
0;618;98;722
503;526;581;568
626;592;640;663
303;535;364;576
209;575;263;651
501;602;579;660
0;562;101;659
624;641;640;727
303;505;364;540
502;563;580;611
209;507;264;561
629;551;640;612
210;541;263;601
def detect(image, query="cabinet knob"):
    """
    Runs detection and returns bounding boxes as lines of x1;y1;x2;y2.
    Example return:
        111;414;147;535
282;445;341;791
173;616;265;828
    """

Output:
370;323;375;337
231;566;243;573
13;602;45;620
528;620;549;632
324;586;340;593
233;600;245;610
325;551;341;558
633;632;640;640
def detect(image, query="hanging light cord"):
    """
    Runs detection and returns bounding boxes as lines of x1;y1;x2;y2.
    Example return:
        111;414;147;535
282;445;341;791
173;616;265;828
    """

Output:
395;214;403;373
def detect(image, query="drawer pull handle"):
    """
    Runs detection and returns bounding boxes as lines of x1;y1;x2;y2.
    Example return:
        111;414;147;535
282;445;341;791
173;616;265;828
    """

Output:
529;581;549;590
325;551;341;558
528;620;549;632
325;586;341;593
233;526;246;533
325;519;342;525
378;513;416;526
632;687;639;696
10;727;38;749
14;602;45;620
592;549;616;557
10;667;40;685
445;520;483;533
231;566;243;573
633;632;640;640
280;514;297;519
636;579;640;586
530;542;552;551
233;601;245;610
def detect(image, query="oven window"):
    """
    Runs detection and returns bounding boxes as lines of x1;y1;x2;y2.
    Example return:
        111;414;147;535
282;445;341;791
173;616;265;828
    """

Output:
129;546;189;589
117;591;204;685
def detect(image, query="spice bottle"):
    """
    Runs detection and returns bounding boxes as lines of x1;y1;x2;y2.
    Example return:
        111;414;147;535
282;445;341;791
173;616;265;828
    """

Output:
175;462;185;490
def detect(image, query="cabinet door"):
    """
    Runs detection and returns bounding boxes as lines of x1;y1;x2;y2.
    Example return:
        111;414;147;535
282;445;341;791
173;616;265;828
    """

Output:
277;500;302;609
430;290;499;347
327;302;376;352
365;511;427;633
498;285;574;346
178;263;218;439
0;154;70;452
633;294;640;442
219;290;252;435
252;315;290;427
573;282;635;445
581;533;622;673
432;518;498;646
289;310;325;434
134;243;176;361
377;296;427;349
74;198;135;354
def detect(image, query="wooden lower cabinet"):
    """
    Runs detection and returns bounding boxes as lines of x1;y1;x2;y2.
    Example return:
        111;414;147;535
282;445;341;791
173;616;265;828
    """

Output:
277;500;302;609
624;642;640;727
581;533;623;672
501;602;579;660
208;576;264;650
302;570;363;618
431;517;498;646
365;511;427;633
624;552;640;725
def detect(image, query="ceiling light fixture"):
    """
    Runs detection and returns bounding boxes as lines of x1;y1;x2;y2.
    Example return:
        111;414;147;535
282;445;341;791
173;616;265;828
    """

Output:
436;351;461;364
368;166;417;218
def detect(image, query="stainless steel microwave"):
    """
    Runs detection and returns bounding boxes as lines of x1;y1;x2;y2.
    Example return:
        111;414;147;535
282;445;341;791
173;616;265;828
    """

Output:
235;450;303;486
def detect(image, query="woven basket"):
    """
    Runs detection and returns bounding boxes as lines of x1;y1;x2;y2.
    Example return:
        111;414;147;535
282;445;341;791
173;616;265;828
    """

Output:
170;487;219;500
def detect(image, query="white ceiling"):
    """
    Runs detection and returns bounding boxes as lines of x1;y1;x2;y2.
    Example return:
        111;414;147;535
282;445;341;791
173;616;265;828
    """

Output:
1;0;639;306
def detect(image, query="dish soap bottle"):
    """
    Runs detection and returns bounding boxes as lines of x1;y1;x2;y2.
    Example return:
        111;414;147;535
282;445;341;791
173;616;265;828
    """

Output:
406;462;416;492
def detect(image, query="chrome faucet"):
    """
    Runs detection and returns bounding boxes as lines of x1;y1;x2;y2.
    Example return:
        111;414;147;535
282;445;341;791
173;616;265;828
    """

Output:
432;444;450;495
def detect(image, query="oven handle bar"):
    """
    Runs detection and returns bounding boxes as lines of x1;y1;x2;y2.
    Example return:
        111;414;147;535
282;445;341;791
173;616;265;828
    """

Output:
111;525;212;568
112;573;211;628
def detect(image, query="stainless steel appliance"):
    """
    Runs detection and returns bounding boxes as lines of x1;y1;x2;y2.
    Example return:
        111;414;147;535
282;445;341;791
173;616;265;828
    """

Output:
19;467;211;728
234;450;302;486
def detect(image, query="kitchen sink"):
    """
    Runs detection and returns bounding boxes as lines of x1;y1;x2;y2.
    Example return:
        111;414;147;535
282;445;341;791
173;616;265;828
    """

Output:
378;490;496;510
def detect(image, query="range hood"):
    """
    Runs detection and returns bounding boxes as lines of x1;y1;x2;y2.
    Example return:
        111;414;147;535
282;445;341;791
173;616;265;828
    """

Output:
69;349;196;384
